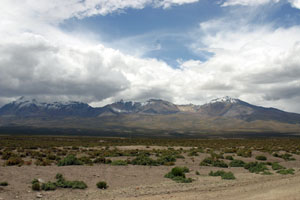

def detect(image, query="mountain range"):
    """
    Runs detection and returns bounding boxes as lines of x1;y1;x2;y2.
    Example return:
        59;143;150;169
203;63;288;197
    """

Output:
0;96;300;136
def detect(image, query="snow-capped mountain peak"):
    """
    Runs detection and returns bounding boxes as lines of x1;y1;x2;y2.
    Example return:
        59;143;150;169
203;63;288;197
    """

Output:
209;96;239;104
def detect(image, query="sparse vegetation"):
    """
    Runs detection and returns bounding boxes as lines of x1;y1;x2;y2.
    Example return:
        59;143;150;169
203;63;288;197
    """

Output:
255;155;267;161
0;182;8;186
57;154;82;166
111;160;128;166
200;157;228;168
209;170;235;180
225;155;234;160
244;162;268;174
276;168;295;175
96;181;108;189
32;174;87;191
273;153;295;161
229;159;245;167
271;162;285;170
164;167;192;183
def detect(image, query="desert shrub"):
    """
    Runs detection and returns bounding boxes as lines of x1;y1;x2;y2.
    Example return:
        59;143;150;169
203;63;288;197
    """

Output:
237;149;252;158
1;151;16;160
229;159;245;167
111;160;128;166
271;162;285;170
200;157;228;168
96;181;108;189
221;172;236;180
200;157;214;166
35;173;87;190
131;155;158;166
244;162;268;173
176;154;185;159
0;182;8;186
41;182;57;191
195;171;200;175
209;170;226;176
262;171;273;175
255;155;267;161
57;154;82;166
94;157;112;164
224;148;236;153
209;171;235;180
276;168;295;175
6;157;24;166
79;156;93;165
157;154;176;166
188;151;199;156
35;158;52;166
32;179;40;191
164;167;192;183
211;152;224;159
225;155;234;160
273;153;295;161
212;160;228;168
46;154;57;160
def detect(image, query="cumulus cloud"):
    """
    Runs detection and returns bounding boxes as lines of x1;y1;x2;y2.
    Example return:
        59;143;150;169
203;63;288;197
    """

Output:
183;18;300;111
288;0;300;8
222;0;278;6
222;0;300;9
1;0;300;113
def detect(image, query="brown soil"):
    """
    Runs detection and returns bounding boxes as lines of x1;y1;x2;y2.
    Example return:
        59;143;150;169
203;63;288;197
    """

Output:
0;148;300;200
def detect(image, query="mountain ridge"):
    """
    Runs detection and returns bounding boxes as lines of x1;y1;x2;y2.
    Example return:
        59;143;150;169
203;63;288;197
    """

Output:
0;96;300;135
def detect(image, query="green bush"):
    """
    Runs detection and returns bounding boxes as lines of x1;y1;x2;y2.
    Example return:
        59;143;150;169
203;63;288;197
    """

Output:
35;158;52;166
225;155;234;160
237;149;252;157
195;171;200;175
131;155;158;166
111;160;128;166
0;182;8;186
32;182;40;191
200;157;228;168
271;162;285;170
244;162;268;173
221;172;236;180
209;170;225;176
94;157;112;164
200;157;214;166
212;160;228;168
164;167;192;183
209;171;235;180
32;174;87;191
255;155;267;161
32;179;40;191
188;151;199;156
276;168;295;175
57;155;82;166
262;171;273;175
55;173;87;189
229;159;245;167
6;157;24;166
157;154;176;165
273;153;295;161
79;156;93;165
41;182;57;191
96;181;108;189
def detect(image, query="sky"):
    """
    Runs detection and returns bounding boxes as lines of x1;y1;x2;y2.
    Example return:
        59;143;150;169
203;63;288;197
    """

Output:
0;0;300;112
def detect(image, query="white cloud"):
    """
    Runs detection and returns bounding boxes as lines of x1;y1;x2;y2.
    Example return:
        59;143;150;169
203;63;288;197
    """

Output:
183;19;300;111
288;0;300;8
1;0;300;114
221;0;300;8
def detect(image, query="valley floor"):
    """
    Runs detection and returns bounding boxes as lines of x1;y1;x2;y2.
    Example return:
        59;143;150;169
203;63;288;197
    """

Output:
1;146;300;200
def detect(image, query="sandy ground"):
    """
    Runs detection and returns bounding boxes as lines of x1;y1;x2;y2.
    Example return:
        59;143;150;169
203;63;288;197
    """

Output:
0;150;300;200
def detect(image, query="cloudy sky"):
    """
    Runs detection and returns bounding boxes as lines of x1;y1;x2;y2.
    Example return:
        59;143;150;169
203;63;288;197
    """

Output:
1;0;300;112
